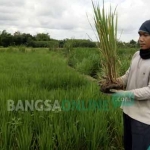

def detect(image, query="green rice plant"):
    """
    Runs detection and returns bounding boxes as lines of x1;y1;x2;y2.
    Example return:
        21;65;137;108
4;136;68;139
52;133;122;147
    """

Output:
0;115;21;150
6;46;16;53
30;48;36;52
76;58;94;75
76;54;100;78
15;113;32;150
0;122;13;150
18;46;27;53
92;1;120;84
38;117;54;150
0;48;127;149
67;48;101;77
0;48;6;52
63;39;74;56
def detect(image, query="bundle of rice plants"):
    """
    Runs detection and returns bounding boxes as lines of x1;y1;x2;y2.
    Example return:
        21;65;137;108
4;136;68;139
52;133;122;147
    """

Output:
92;0;121;89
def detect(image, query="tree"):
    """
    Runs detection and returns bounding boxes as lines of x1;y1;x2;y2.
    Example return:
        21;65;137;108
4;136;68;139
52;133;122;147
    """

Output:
13;31;34;46
130;39;136;45
35;33;50;41
21;33;34;46
0;30;13;47
13;31;23;45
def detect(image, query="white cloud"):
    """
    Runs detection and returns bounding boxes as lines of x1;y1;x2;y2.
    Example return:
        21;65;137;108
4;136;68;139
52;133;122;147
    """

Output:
0;0;150;42
115;0;150;41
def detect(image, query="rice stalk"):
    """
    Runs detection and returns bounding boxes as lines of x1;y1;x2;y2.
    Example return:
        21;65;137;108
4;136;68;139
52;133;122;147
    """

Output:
92;0;119;84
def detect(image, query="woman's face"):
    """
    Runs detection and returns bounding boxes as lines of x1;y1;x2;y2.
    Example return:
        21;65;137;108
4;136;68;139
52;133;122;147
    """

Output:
138;31;150;50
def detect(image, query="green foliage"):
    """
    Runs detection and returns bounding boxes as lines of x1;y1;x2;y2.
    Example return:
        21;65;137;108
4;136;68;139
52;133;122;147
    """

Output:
30;48;36;52
63;39;74;56
117;40;139;49
48;41;59;51
58;40;65;48
6;47;13;52
6;46;17;52
130;39;137;45
118;48;137;75
18;46;27;53
64;39;96;48
0;49;125;149
76;55;100;77
0;48;6;52
13;32;33;46
0;30;13;47
31;41;59;48
35;33;50;41
67;48;101;78
64;47;137;80
0;30;138;49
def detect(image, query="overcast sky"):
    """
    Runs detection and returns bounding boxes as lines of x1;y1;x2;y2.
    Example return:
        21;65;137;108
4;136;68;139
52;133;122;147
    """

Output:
0;0;149;42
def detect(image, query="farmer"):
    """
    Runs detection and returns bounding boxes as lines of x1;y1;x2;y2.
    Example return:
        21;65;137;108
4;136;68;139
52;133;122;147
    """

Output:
100;20;150;150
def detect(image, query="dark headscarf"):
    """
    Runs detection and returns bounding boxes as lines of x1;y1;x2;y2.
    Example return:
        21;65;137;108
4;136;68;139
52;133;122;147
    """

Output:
138;20;150;59
139;20;150;34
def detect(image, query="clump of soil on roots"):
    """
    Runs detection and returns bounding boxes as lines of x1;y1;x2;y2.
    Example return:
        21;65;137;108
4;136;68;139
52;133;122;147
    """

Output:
101;80;123;93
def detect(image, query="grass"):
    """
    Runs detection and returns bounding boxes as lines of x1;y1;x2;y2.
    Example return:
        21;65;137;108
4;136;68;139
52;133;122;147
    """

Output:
61;47;136;79
66;48;101;78
0;47;136;149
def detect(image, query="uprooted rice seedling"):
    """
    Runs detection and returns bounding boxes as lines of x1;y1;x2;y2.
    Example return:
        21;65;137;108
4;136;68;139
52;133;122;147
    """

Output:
92;1;122;90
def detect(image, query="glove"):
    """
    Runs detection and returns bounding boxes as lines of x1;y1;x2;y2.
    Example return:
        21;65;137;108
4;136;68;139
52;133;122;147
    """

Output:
111;90;135;107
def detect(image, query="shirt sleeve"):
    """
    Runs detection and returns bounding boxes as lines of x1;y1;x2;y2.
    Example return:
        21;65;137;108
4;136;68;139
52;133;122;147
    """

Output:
128;77;150;101
117;68;130;87
116;51;150;101
117;51;139;87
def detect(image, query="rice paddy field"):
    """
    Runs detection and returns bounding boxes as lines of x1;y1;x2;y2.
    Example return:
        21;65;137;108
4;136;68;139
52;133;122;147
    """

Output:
0;47;137;150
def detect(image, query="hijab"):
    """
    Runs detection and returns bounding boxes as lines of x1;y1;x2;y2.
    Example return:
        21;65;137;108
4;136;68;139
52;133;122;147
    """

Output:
138;20;150;59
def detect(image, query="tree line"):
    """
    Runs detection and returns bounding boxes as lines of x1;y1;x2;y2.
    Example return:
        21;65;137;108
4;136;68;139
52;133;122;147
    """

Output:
0;30;97;48
0;30;138;48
